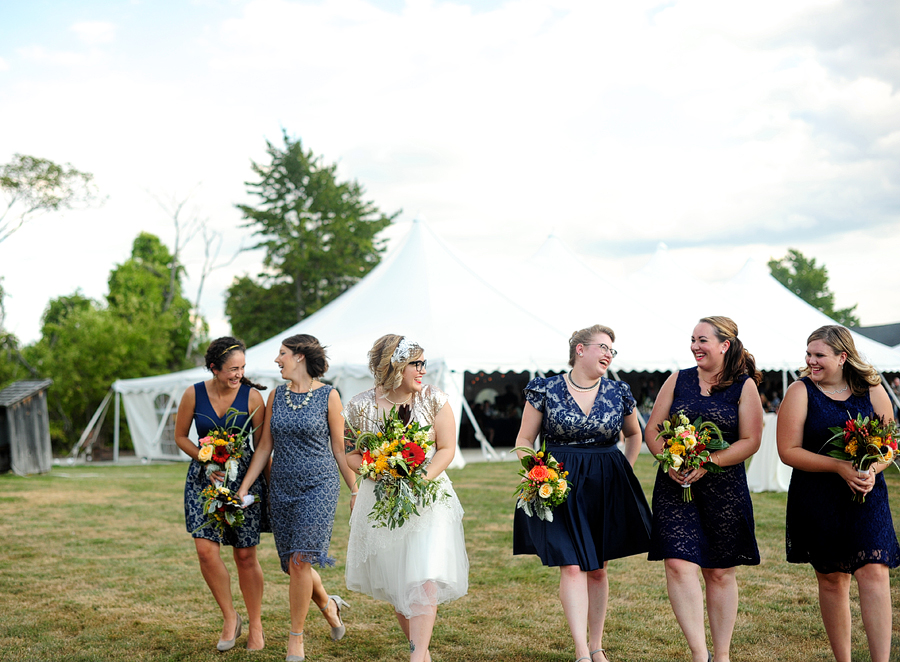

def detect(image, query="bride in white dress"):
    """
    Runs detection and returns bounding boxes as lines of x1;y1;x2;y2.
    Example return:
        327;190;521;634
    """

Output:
344;335;469;662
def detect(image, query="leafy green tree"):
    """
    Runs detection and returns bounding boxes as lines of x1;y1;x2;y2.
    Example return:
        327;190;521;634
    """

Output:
25;233;203;450
768;248;860;326
225;276;297;347
227;132;398;344
0;154;99;243
107;232;196;368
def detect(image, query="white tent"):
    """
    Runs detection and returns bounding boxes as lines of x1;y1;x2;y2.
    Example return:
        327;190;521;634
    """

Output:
86;223;900;467
105;219;570;462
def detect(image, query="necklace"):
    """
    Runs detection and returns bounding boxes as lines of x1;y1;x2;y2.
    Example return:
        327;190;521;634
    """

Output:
698;373;718;396
284;381;316;411
566;372;600;392
817;382;849;396
383;390;412;406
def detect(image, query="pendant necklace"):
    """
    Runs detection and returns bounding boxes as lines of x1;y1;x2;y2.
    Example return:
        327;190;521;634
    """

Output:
817;382;849;396
566;372;600;392
285;381;316;411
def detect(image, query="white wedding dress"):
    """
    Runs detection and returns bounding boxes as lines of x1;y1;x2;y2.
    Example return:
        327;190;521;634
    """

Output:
344;385;469;617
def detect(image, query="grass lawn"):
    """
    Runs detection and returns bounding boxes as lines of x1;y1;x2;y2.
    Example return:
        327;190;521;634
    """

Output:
1;455;898;662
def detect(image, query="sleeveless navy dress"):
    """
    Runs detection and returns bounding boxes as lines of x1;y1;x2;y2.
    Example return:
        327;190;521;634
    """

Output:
785;378;900;574
269;384;339;573
513;375;653;570
183;382;268;547
648;368;760;567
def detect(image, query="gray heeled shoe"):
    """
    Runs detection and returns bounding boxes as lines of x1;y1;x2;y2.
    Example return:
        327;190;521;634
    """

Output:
286;630;304;662
591;649;609;662
321;594;349;641
216;612;242;652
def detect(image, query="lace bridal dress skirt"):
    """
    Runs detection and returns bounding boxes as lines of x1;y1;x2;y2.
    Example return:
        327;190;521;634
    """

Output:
345;473;469;617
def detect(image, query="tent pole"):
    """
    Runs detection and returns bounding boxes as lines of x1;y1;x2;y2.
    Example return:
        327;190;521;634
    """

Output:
879;372;900;410
457;392;502;461
782;370;788;402
113;390;121;463
69;389;113;460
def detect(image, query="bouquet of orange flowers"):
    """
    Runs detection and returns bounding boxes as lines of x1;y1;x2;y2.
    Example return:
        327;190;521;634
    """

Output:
347;406;445;530
827;413;899;503
196;407;257;485
511;443;570;521
654;411;728;502
193;485;259;534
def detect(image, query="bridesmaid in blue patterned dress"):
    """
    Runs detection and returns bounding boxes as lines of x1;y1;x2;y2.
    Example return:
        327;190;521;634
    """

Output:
239;334;357;662
174;337;268;652
645;317;763;662
777;325;899;662
513;324;652;662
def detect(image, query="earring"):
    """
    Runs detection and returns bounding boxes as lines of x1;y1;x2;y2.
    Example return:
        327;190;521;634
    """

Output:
578;352;583;357
296;358;301;363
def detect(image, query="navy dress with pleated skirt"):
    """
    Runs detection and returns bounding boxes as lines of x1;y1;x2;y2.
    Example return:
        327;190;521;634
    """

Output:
513;375;653;570
785;377;900;574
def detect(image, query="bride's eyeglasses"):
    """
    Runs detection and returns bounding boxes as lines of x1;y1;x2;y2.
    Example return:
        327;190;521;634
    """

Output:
582;343;618;358
411;360;427;373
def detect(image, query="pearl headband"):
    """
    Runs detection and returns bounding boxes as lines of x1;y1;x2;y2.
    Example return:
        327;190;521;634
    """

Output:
391;337;421;365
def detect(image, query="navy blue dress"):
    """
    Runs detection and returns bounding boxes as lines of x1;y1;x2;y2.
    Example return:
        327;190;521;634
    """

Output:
184;382;268;547
269;384;339;573
785;378;900;574
648;368;760;567
513;375;652;570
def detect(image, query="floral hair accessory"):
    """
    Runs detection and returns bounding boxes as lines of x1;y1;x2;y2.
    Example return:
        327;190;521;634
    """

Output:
391;337;420;365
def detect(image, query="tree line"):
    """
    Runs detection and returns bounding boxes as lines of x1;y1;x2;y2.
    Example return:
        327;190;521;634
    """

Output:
0;133;858;453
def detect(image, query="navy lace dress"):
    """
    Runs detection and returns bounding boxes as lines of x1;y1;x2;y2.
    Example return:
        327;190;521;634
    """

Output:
184;382;268;547
648;368;760;567
269;384;340;573
785;378;900;574
513;375;653;570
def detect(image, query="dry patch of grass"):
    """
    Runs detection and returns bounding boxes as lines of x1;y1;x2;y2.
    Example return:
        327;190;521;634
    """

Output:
0;458;899;661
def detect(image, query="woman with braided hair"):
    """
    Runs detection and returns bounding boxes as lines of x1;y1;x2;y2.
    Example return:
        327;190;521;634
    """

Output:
175;337;268;652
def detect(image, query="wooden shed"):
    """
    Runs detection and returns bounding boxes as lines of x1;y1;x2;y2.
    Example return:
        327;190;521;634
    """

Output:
0;379;54;475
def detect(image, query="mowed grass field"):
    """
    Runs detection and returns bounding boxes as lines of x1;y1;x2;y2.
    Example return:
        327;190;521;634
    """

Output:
1;456;899;662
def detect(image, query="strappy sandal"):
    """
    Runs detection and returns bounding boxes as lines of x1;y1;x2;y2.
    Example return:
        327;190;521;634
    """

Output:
591;649;610;662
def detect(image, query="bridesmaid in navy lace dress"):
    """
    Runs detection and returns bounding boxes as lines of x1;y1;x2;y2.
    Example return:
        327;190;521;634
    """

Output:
513;324;652;662
238;334;356;662
646;317;763;662
174;337;267;651
777;325;899;662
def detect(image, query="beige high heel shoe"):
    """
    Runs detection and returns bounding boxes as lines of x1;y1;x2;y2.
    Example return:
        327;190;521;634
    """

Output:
216;612;242;652
320;595;349;641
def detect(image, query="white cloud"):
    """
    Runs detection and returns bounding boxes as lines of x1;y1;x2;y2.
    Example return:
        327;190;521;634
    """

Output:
0;57;9;71
1;0;899;344
71;20;117;45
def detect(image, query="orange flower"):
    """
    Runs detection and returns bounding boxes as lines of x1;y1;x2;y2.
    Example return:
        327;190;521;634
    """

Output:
528;465;550;482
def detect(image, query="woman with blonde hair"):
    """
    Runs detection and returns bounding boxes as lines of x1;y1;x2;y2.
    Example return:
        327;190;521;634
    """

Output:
513;324;652;662
645;317;764;662
344;335;468;662
777;325;899;662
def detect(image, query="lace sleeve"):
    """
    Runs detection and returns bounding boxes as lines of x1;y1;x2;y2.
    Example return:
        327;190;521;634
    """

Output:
617;380;636;416
524;376;548;413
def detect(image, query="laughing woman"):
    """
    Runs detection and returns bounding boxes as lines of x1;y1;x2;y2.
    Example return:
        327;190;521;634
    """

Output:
174;337;268;652
238;334;357;662
513;324;653;662
777;325;899;662
645;317;764;662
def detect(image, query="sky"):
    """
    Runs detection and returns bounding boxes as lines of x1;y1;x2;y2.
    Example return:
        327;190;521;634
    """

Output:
1;0;899;346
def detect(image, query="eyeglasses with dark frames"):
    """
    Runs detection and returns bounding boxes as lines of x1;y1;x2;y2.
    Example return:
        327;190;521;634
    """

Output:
582;343;618;358
411;360;427;373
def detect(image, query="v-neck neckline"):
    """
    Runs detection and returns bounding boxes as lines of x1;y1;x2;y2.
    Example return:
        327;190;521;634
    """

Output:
563;376;600;418
207;383;243;421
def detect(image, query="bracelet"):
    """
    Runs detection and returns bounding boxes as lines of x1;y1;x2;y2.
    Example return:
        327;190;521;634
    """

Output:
350;492;358;497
